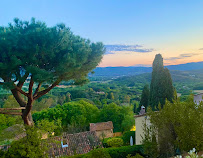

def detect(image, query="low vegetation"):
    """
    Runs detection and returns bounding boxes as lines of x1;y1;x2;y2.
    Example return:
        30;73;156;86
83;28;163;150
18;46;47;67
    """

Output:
64;145;144;158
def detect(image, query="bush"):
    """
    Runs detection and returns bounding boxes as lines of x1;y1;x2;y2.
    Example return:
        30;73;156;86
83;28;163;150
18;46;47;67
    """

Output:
86;148;111;158
65;145;144;158
102;137;112;148
107;138;123;147
4;126;48;158
144;99;203;157
126;154;144;158
122;131;135;146
0;150;5;157
107;145;144;158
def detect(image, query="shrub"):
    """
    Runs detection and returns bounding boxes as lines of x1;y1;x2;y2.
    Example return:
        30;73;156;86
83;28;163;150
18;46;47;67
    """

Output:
4;126;48;158
0;150;5;157
86;148;111;158
65;145;144;158
102;137;112;148
107;138;123;147
107;145;144;158
144;99;203;157
122;131;135;146
126;154;144;158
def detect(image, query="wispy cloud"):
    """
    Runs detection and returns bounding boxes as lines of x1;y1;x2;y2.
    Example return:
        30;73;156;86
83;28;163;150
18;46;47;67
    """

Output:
165;53;202;61
105;45;154;55
199;48;203;50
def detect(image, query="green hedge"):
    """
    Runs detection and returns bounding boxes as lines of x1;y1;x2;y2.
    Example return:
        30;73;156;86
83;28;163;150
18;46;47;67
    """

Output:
107;138;124;147
107;145;144;158
64;145;144;158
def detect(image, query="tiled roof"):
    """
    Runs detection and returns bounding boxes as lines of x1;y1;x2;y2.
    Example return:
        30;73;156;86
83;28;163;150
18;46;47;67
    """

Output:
48;131;102;157
90;121;113;131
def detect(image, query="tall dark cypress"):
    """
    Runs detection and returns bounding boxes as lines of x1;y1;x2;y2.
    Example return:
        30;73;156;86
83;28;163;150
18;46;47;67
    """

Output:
150;54;174;110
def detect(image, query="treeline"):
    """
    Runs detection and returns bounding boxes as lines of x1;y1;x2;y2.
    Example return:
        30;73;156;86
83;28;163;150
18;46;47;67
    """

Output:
32;99;134;133
37;82;140;110
113;69;203;96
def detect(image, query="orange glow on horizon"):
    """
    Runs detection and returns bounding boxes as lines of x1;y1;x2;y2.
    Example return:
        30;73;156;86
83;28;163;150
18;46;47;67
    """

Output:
98;50;203;67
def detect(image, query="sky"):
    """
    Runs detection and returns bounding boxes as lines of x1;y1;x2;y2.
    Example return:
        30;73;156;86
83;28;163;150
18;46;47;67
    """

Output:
1;0;203;67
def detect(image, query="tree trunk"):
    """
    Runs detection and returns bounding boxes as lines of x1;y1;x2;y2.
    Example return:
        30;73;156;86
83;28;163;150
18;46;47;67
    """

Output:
11;89;34;126
22;99;34;126
22;112;34;126
10;79;59;126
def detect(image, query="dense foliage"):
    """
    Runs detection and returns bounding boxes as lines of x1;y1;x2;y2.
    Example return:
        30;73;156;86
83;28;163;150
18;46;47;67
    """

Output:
33;100;134;133
65;145;144;158
107;138;124;147
143;97;203;157
150;54;174;109
99;103;134;132
0;114;18;132
0;18;104;125
122;131;135;146
33;100;99;133
1;126;48;158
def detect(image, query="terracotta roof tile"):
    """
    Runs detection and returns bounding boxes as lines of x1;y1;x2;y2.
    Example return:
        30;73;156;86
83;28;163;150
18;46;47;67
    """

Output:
48;131;102;157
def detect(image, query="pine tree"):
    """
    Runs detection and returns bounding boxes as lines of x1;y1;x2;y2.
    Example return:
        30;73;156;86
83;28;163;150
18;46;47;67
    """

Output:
0;18;104;125
150;54;174;110
139;84;150;109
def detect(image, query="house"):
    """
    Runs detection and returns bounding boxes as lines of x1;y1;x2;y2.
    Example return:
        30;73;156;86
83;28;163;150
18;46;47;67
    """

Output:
90;121;114;138
48;131;102;157
134;106;151;145
194;93;203;105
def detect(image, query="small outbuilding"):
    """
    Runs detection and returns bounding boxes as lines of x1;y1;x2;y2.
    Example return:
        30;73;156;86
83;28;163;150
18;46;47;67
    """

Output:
90;121;114;138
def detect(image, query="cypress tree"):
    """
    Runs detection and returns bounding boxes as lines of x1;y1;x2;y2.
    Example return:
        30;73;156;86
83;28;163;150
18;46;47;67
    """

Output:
150;54;174;109
140;84;150;109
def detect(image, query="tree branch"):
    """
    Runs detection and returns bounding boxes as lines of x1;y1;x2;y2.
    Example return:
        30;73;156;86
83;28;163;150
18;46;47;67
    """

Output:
0;111;22;115
0;107;26;111
14;86;29;97
28;76;34;98
11;89;27;107
34;79;61;100
33;83;42;97
17;72;29;88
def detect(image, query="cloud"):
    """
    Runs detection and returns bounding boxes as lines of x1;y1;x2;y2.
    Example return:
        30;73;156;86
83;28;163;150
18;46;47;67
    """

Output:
165;53;202;61
199;48;203;50
104;45;154;55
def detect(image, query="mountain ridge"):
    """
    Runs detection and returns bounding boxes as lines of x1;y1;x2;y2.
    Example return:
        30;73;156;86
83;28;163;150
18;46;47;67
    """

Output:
93;61;203;77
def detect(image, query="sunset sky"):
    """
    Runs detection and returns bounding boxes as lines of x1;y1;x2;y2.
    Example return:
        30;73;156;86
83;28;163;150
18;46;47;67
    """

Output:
1;0;203;67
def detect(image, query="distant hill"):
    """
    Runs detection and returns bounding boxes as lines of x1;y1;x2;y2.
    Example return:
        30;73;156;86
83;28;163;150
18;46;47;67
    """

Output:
91;67;152;78
166;61;203;71
112;69;203;93
91;61;203;78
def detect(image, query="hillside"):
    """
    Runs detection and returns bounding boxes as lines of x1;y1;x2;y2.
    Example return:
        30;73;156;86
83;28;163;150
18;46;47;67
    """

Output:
112;69;203;95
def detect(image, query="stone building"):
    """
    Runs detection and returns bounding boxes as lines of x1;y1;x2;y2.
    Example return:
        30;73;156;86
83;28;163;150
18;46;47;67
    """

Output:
90;121;114;138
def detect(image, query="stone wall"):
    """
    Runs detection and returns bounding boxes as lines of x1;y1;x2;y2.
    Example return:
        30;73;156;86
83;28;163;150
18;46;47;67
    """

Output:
95;129;113;139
